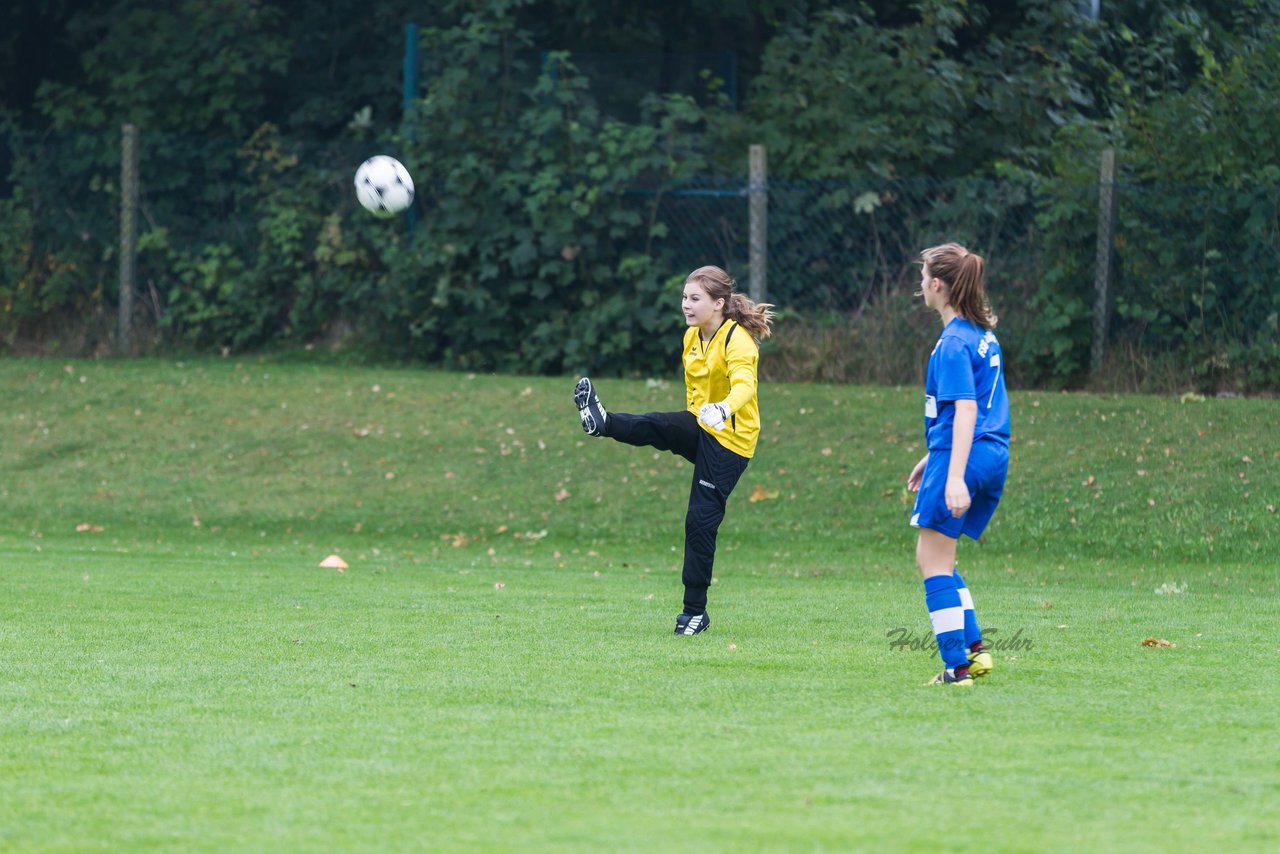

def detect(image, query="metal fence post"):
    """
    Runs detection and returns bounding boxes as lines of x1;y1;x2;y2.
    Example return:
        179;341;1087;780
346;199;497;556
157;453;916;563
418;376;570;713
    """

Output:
118;123;139;355
1091;148;1116;377
748;144;767;303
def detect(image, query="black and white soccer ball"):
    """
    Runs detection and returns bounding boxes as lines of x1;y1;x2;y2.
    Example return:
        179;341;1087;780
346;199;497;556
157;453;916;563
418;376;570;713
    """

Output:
354;155;415;218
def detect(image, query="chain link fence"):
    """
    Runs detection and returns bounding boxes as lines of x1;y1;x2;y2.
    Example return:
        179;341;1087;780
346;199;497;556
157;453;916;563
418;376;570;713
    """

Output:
626;167;1278;389
637;173;1074;310
3;124;1277;389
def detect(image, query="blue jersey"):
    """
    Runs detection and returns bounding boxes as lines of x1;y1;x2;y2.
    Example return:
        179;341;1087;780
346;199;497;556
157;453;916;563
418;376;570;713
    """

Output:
923;318;1010;450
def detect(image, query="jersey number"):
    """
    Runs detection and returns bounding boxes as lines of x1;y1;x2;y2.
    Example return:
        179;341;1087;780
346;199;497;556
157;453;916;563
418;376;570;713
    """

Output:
987;354;1001;409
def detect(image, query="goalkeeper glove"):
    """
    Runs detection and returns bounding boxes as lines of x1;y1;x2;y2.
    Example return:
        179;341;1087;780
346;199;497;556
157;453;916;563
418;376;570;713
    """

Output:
698;401;731;431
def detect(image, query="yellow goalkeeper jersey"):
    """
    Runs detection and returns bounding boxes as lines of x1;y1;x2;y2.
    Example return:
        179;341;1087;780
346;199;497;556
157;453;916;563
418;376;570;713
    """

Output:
682;320;761;458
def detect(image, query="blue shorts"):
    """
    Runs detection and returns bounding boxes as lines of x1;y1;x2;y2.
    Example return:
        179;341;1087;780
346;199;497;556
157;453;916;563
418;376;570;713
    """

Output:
910;440;1009;540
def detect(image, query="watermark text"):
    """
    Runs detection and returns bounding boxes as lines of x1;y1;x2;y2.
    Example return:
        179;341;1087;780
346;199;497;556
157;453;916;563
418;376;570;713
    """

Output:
886;626;1033;657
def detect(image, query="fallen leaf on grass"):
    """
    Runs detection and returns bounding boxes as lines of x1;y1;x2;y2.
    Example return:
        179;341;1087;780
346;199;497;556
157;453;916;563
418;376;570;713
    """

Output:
75;523;105;533
749;485;780;503
1141;637;1175;648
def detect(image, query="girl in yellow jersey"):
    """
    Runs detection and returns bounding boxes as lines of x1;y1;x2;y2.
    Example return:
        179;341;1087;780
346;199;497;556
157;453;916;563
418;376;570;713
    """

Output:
574;266;774;635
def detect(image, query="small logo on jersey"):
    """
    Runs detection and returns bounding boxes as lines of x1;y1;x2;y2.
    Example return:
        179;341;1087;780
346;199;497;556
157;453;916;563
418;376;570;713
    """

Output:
924;395;937;419
698;479;716;490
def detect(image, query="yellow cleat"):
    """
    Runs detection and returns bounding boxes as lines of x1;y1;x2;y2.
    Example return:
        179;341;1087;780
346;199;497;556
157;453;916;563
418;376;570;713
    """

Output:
967;645;994;678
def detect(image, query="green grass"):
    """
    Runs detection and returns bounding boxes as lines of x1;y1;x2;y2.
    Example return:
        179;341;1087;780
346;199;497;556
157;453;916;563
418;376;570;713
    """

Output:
1;358;1277;852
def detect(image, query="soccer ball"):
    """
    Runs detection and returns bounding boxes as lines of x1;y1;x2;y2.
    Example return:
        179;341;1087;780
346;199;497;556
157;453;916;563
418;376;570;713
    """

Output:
354;155;414;218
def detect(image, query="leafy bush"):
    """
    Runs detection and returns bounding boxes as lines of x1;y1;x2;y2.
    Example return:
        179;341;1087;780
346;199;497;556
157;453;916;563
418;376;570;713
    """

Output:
2;0;1278;392
1102;10;1280;392
372;16;717;375
0;123;111;350
135;125;364;351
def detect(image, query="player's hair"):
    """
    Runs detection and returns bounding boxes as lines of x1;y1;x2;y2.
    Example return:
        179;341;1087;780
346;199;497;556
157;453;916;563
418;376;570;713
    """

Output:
920;243;997;330
685;265;775;340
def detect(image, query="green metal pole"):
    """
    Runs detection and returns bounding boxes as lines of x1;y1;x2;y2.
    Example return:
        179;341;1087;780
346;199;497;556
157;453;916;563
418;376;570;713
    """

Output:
403;23;419;237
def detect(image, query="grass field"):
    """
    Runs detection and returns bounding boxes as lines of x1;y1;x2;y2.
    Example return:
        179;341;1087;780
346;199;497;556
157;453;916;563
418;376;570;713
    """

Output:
1;358;1277;852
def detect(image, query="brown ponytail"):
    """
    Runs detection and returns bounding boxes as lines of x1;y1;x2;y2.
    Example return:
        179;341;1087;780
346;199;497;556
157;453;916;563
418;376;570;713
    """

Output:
919;243;997;329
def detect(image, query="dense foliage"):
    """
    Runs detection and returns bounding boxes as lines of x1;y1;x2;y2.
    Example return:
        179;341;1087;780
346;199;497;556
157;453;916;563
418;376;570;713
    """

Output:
0;0;1277;390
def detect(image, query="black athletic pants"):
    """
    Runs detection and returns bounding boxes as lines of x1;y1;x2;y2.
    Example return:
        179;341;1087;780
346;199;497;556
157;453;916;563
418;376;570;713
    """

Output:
604;410;750;615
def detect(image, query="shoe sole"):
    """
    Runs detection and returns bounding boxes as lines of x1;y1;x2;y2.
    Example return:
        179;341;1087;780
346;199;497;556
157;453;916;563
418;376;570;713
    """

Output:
574;378;593;411
575;378;603;436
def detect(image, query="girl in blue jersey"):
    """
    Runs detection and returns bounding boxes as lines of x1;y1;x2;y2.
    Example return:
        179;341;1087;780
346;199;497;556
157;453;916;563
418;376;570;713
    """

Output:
907;243;1010;687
